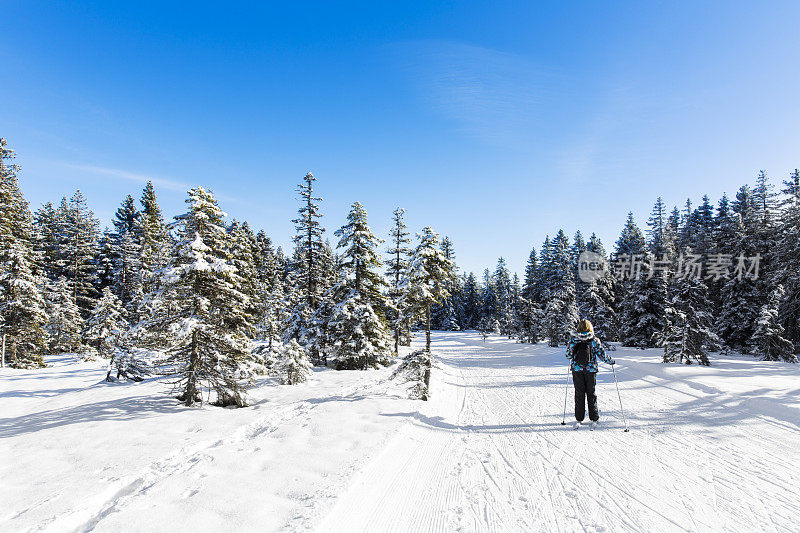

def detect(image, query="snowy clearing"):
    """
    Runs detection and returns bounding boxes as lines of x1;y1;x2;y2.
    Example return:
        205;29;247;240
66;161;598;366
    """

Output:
2;331;800;532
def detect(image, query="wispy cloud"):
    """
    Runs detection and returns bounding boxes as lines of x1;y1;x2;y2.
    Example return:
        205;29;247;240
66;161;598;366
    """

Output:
392;41;558;148
65;164;191;193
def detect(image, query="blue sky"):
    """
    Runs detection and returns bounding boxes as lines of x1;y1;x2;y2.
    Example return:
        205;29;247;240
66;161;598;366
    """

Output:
3;1;800;276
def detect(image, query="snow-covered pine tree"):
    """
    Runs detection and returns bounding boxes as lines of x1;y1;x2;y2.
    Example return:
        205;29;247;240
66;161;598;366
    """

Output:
284;173;327;360
45;277;83;354
749;173;779;306
478;268;499;327
716;212;760;350
0;139;48;367
571;230;588;311
647;197;671;258
58;190;101;315
326;202;393;369
536;236;552;306
255;270;285;351
493;257;516;337
138;181;170;297
107;345;150;382
542;230;578;346
516;296;543;343
662;276;717;365
615;212;659;347
585;233;618;340
432;236;461;331
115;231;143;318
477;315;500;338
385;207;412;353
460;272;481;330
96;229;116;293
776;170;800;346
149;187;252;407
227;220;260;336
750;285;796;362
84;286;127;359
111;194;142;315
401;226;452;357
276;339;312;384
713;185;765;350
582;280;616;348
521;247;538;302
33;201;62;280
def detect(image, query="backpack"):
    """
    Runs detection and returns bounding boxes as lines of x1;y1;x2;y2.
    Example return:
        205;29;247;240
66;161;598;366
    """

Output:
573;341;591;367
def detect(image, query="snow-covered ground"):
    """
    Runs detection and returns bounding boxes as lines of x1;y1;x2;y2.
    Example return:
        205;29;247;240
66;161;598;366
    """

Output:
2;332;800;532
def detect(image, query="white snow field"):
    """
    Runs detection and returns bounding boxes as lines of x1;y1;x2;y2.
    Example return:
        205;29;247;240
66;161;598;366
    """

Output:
2;332;800;532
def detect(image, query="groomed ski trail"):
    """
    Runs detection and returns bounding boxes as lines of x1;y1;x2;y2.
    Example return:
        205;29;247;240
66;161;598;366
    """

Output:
318;331;800;533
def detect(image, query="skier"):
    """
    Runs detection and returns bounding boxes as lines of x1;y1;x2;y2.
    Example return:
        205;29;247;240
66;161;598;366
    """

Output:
566;319;615;430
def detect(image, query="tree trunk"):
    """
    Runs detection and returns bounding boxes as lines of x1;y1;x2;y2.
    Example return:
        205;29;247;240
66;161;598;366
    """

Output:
425;304;431;353
186;329;199;406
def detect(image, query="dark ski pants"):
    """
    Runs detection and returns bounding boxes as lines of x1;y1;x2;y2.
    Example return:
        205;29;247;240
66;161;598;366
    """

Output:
572;370;598;422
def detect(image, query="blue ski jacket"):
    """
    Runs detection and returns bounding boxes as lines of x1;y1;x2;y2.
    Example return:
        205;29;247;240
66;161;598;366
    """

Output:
566;335;615;372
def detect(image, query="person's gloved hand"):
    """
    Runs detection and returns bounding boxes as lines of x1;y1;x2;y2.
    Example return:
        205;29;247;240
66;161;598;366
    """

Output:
610;359;616;366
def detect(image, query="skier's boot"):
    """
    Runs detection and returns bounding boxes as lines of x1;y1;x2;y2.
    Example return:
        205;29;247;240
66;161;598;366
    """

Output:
589;420;598;431
573;421;581;430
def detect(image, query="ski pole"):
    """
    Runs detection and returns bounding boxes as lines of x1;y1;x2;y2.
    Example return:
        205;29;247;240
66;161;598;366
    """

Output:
611;364;629;432
561;365;570;425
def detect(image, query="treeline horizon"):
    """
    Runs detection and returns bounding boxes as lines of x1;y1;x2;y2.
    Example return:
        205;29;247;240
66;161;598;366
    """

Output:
2;137;798;404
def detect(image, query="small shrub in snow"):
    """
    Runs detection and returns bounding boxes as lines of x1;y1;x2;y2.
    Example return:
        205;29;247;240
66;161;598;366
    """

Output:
751;286;797;363
84;287;127;359
478;316;499;341
251;341;282;374
391;349;432;400
277;340;312;385
106;346;151;382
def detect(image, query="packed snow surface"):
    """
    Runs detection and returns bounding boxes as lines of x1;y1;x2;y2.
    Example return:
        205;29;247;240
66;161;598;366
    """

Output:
2;332;799;532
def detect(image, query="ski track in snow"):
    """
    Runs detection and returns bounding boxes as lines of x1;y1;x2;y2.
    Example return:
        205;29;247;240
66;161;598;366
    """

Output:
318;332;800;533
3;332;800;532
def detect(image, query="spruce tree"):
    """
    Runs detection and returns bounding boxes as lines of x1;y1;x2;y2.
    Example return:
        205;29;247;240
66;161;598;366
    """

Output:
616;213;661;347
716;213;760;350
432;236;461;331
326;202;393;369
228;220;260;336
571;231;588;311
277;339;313;384
585;233;617;340
521;247;538;302
284;173;326;357
0;139;48;367
542;230;578;346
386;207;412;352
751;285;796;362
582;280;616;346
662;276;717;365
460;272;481;329
58;190;100;314
33;201;61;279
149;187;252;407
138;181;170;297
517;296;543;343
401;226;452;355
84;287;127;359
96;229;116;292
491;258;513;336
111;194;142;314
776;170;800;345
45;277;83;354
